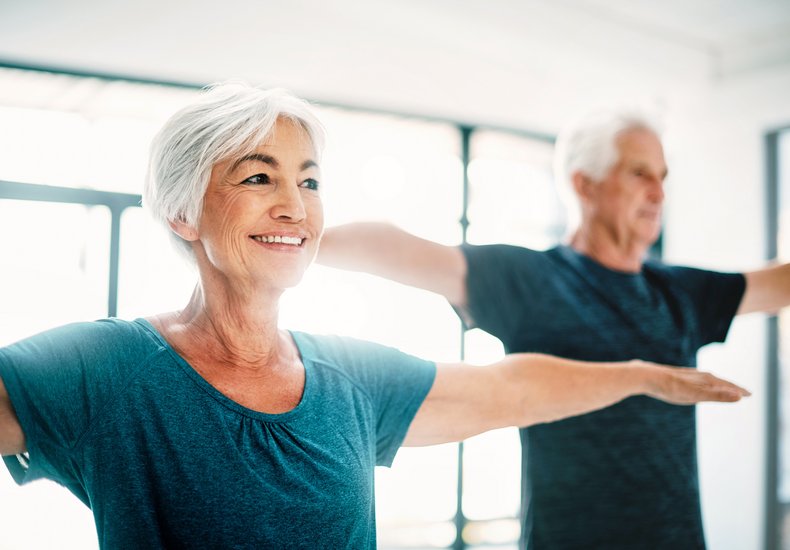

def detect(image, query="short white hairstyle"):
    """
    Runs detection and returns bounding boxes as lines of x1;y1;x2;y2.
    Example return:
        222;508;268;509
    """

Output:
144;81;326;261
553;109;662;230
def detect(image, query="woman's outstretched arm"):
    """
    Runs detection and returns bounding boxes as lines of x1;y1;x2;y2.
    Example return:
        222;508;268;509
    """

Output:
404;354;749;446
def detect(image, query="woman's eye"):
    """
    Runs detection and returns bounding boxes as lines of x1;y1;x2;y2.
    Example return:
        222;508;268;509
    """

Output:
243;173;270;185
301;178;320;191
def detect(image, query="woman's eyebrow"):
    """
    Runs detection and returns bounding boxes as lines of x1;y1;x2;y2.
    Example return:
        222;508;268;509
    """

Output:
230;155;318;172
231;153;278;171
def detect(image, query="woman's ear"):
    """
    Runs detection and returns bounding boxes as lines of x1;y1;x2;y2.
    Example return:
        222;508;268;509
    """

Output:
168;217;199;242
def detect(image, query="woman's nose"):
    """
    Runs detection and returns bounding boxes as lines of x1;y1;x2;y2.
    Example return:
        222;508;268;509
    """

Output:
270;183;306;221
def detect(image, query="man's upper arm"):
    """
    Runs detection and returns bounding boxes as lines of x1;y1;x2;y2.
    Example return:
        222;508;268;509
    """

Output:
318;223;469;306
411;240;468;307
0;376;26;455
739;263;790;315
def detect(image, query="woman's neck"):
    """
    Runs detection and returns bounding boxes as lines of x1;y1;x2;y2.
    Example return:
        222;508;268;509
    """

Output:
155;269;292;372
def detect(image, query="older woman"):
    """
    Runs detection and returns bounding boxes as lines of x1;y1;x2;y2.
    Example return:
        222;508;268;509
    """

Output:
0;83;747;549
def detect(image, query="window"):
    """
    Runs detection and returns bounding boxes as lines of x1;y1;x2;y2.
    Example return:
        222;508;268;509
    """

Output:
461;130;560;548
0;199;110;549
467;130;562;248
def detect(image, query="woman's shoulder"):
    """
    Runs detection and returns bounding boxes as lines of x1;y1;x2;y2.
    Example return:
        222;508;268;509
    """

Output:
290;331;385;364
290;331;434;377
1;317;164;366
289;331;435;409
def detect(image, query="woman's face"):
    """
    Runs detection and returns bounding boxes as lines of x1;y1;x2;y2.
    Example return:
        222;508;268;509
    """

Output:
193;117;324;291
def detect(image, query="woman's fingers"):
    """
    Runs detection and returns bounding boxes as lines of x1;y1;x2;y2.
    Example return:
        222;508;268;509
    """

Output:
652;367;751;405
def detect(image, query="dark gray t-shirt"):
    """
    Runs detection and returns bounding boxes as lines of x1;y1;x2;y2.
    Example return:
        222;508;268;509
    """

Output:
0;318;435;549
461;244;745;550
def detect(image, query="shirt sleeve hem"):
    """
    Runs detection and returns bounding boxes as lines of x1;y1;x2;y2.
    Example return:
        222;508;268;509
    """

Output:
376;362;437;468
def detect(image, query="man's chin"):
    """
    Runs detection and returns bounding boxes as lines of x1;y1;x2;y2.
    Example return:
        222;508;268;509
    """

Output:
642;229;662;250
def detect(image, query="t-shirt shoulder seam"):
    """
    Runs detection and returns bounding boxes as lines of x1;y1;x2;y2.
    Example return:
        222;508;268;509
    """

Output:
307;357;376;408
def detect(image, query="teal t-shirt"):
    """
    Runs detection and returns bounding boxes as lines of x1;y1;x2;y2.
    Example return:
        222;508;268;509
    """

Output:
0;318;436;549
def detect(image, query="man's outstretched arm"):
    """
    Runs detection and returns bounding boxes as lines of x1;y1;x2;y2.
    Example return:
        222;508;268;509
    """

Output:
319;222;469;306
739;262;790;315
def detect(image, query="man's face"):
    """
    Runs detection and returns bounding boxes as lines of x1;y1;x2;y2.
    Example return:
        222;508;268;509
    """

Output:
585;128;668;248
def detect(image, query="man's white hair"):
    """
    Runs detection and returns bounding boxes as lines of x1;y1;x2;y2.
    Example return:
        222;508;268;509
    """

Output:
144;81;326;261
553;109;662;230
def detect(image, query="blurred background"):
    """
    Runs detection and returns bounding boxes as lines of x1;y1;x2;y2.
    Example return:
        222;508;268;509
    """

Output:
0;0;788;548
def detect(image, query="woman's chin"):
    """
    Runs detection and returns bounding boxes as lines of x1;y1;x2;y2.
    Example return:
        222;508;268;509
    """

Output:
260;269;308;292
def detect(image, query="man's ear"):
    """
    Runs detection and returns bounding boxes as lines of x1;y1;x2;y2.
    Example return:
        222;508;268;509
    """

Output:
571;172;596;203
168;217;199;242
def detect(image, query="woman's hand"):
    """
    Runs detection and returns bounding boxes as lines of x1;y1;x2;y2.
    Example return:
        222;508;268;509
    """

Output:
639;360;750;405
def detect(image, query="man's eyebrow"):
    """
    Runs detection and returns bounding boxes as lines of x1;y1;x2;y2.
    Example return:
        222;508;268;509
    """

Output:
631;161;669;180
231;153;279;172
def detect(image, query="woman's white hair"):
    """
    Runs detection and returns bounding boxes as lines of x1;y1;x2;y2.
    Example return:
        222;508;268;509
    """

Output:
144;81;326;261
553;109;662;230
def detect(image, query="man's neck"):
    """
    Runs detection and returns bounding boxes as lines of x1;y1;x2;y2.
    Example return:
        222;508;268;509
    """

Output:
568;228;649;273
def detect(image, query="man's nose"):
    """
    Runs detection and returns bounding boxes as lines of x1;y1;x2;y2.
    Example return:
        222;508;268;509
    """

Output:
648;178;665;203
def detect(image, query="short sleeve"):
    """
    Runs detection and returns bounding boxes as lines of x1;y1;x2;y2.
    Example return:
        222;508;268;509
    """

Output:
297;334;436;467
345;339;436;466
460;244;540;342
0;319;142;486
364;344;436;466
658;265;746;348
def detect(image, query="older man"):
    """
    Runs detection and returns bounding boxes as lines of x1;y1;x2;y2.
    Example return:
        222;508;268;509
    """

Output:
317;111;790;549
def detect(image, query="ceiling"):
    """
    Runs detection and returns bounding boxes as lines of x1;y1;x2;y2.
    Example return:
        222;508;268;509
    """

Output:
0;0;788;130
